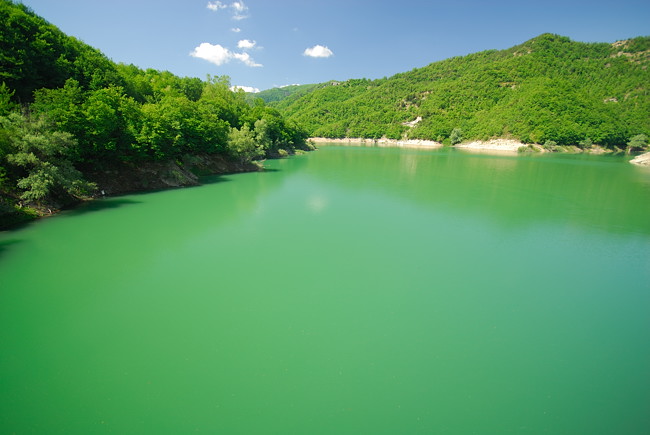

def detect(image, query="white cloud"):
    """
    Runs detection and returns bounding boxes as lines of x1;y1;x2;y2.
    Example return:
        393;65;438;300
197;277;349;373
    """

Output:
207;1;227;11
231;27;241;33
190;42;262;67
237;39;256;50
231;85;260;93
207;1;249;20
303;45;334;58
232;52;262;67
231;1;249;20
231;1;247;12
190;43;231;66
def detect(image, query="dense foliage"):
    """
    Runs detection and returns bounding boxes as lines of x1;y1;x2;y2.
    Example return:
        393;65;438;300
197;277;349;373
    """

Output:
251;83;321;104
273;34;650;147
0;0;308;221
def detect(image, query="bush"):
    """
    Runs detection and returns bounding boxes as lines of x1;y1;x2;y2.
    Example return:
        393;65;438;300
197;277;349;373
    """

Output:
627;134;648;150
543;140;557;151
578;138;593;150
450;128;463;145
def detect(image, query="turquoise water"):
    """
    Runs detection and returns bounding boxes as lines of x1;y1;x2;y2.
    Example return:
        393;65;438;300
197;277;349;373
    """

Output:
1;146;649;433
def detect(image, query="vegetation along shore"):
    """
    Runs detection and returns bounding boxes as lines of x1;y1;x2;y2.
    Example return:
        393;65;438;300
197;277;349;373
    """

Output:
0;1;311;229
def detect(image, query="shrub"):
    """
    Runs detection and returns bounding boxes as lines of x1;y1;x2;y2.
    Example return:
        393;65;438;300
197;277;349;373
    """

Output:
450;128;463;145
543;140;557;151
578;138;593;149
627;134;648;151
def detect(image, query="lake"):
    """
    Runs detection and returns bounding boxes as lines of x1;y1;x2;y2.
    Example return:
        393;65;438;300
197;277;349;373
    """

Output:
1;145;649;433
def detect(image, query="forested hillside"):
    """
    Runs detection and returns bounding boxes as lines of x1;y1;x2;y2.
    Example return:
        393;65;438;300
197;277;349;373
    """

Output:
0;0;309;227
273;34;650;147
252;83;321;104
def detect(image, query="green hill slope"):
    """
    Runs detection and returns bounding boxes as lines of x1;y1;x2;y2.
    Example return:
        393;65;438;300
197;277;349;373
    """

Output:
252;84;321;104
275;34;650;147
0;0;309;227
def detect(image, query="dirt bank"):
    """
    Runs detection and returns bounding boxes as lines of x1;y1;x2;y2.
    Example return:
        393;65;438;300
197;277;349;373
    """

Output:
84;154;259;196
0;154;260;230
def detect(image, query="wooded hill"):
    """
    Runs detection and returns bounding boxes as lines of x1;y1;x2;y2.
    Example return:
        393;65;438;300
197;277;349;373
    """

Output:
270;34;650;147
252;84;320;105
0;0;309;226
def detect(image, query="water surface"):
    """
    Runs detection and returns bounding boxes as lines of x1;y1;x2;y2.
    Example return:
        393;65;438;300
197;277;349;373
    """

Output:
1;146;649;433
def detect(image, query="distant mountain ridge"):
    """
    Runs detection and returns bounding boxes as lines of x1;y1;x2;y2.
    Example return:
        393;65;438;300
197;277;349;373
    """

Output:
267;34;650;147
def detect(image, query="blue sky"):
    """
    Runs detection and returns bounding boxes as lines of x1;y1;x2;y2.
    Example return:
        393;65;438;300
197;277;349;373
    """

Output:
19;0;650;92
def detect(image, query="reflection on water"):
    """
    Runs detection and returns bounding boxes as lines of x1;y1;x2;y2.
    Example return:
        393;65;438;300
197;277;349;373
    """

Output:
302;146;650;236
1;146;649;434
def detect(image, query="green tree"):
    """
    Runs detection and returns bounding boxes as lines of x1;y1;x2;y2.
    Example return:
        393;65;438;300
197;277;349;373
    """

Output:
33;81;142;162
253;118;272;152
627;134;648;151
227;124;263;164
0;112;95;201
543;140;557;151
578;137;593;150
450;128;463;145
0;82;17;116
200;75;247;128
31;79;86;157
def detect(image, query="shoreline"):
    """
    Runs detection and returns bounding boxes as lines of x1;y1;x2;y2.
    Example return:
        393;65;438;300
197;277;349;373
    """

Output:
310;137;524;152
454;139;524;152
310;137;443;149
310;137;627;156
0;154;262;231
630;151;650;166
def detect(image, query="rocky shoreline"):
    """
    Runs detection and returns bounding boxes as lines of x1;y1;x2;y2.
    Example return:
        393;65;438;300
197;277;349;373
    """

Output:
0;154;261;230
310;137;442;148
311;137;526;152
630;151;650;166
455;139;524;152
84;154;260;197
310;137;643;158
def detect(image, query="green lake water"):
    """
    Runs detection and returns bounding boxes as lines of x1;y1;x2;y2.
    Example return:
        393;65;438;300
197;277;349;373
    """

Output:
1;145;649;433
